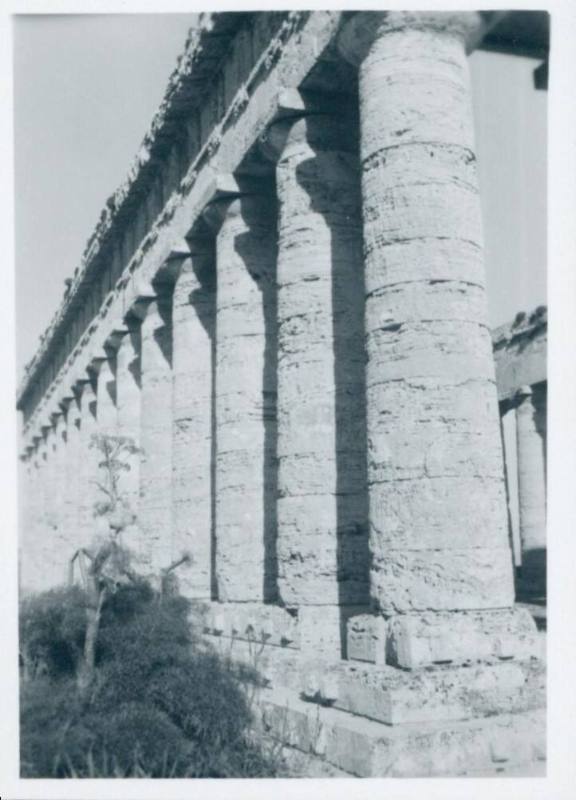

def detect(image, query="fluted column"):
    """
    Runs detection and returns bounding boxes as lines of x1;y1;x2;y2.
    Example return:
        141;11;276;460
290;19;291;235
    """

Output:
52;413;68;583
515;384;547;597
139;293;173;578
34;432;53;591
116;326;141;522
261;99;369;652
339;12;515;615
171;241;216;600
63;395;82;563
20;449;41;592
77;380;99;549
205;189;277;602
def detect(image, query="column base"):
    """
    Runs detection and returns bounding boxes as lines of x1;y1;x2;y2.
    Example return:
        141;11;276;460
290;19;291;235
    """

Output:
195;601;545;777
259;686;545;777
347;607;541;669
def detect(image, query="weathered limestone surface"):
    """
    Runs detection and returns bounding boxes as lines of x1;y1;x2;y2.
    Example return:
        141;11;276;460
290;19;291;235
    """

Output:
62;397;82;565
385;607;541;669
51;413;68;582
208;193;277;602
172;246;216;599
515;384;547;594
200;600;299;648
339;11;513;614
77;380;99;550
301;658;545;725
115;327;141;522
139;296;173;576
260;686;545;777
263;104;370;614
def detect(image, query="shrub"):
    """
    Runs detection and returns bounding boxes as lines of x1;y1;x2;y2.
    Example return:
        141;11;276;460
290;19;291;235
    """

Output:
20;581;279;778
19;586;87;680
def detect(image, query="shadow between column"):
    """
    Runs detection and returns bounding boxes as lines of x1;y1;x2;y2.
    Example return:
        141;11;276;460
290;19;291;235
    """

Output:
233;200;279;605
294;118;371;653
187;250;218;600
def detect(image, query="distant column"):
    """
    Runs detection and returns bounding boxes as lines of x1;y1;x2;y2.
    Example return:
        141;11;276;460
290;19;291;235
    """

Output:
63;395;82;564
77;380;99;550
116;326;141;524
35;432;53;591
139;293;173;578
515;384;547;597
206;190;277;602
52;413;68;583
171;241;216;600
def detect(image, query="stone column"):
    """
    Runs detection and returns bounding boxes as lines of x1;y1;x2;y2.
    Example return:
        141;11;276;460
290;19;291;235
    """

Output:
205;189;277;602
52;412;69;583
339;13;517;619
171;240;216;600
34;432;53;591
77;379;99;550
20;448;41;593
261;95;369;652
515;384;547;597
116;326;141;523
63;395;82;565
139;292;173;578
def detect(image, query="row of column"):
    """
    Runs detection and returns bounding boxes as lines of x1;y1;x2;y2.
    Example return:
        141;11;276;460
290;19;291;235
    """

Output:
505;383;547;598
22;12;520;626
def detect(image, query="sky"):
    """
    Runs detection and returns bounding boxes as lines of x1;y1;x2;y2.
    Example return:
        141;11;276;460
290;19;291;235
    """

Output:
13;14;548;378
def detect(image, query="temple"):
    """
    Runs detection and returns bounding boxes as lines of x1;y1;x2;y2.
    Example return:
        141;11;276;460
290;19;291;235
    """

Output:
17;11;548;777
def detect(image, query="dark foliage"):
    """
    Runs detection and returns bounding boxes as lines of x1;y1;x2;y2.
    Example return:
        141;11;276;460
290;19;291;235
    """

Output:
20;582;279;778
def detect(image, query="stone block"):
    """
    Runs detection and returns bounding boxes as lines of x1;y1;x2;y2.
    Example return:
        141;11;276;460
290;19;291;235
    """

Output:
371;547;515;613
298;605;367;660
259;686;545;777
299;659;545;726
206;632;302;693
386;607;540;669
198;602;299;648
346;613;387;664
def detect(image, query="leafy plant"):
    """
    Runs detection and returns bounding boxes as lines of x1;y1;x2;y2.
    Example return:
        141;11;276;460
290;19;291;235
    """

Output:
20;581;280;777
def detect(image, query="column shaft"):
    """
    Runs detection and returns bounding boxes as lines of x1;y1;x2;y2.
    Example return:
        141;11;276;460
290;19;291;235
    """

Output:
64;397;82;565
139;295;173;577
77;381;99;550
211;193;277;602
267;112;369;612
516;384;547;595
116;328;141;521
172;247;216;599
343;12;514;614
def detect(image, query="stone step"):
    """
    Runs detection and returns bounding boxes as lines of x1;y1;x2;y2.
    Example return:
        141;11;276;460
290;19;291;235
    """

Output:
300;658;546;726
204;626;545;727
257;686;546;778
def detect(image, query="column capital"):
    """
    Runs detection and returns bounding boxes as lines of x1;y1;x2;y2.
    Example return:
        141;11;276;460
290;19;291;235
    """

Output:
103;321;130;352
259;89;357;162
124;280;157;323
337;10;491;66
202;175;275;233
515;384;534;403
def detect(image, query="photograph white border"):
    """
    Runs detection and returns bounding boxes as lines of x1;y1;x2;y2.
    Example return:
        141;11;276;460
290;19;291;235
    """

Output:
1;1;575;798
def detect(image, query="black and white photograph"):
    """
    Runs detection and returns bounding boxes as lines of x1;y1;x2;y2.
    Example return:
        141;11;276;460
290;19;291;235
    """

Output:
1;1;575;796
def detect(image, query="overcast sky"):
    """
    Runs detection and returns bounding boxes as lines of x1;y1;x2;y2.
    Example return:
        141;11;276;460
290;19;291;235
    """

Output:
13;14;547;377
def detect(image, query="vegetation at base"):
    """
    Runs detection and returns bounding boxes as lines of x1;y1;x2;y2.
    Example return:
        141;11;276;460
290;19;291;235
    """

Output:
19;581;279;778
